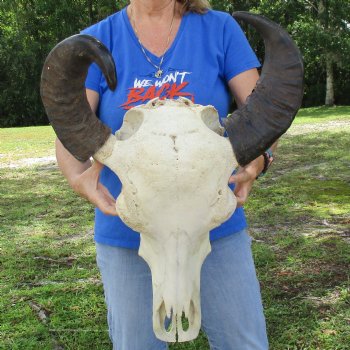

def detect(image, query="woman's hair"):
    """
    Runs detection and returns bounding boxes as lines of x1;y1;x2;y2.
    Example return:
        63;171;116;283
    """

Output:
177;0;211;14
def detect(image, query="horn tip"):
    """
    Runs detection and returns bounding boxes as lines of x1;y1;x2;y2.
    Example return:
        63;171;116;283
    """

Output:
108;77;117;91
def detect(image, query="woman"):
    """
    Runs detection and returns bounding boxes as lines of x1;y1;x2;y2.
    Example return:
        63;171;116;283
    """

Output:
55;0;271;348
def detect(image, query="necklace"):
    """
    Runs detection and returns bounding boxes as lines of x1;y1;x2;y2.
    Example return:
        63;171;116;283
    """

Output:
130;1;176;78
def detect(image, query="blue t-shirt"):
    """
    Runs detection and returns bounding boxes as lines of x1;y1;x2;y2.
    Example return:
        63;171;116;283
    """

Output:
82;8;260;249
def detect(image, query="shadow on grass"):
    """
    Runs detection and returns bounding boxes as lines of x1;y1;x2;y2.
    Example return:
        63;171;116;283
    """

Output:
246;129;350;349
1;127;349;349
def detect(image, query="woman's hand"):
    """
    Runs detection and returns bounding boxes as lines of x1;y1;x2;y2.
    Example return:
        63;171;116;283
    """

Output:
229;155;265;207
71;160;118;216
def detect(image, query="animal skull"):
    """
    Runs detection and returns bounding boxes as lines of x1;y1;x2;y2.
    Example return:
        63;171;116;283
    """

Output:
94;97;237;341
40;12;304;343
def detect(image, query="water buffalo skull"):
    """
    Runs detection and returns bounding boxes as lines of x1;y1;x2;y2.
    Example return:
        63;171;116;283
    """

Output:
95;97;237;341
40;12;304;342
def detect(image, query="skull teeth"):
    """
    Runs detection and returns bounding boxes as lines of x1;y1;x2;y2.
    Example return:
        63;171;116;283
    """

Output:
155;299;200;341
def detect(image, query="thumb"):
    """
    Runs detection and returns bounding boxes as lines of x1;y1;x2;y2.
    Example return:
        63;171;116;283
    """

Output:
91;159;104;172
229;170;251;184
93;191;118;216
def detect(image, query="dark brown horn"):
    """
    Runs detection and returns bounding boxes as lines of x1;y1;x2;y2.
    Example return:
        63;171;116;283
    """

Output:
224;12;304;166
40;34;117;162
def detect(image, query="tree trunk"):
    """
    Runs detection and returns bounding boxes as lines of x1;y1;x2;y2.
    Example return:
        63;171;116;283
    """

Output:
318;0;335;106
88;0;95;24
325;55;335;106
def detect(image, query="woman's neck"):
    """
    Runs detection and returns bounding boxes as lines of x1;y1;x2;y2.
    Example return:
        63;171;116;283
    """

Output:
129;0;179;19
127;0;182;57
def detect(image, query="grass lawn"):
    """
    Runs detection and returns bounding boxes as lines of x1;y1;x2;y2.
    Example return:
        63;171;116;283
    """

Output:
0;106;349;349
293;105;350;124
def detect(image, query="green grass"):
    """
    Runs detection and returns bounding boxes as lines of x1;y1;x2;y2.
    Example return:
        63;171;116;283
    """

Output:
294;105;350;124
243;125;350;350
0;126;55;163
1;108;349;349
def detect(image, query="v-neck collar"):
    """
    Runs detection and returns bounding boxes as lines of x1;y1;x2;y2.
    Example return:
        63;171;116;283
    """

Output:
122;6;188;62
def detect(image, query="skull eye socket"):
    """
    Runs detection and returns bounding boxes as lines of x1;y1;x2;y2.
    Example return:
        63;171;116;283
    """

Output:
115;109;144;141
200;106;225;136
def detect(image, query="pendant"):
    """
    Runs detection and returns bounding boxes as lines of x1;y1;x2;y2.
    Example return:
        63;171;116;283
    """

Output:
155;69;163;78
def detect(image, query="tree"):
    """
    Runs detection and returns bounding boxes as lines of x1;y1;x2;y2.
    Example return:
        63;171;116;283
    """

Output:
211;0;350;106
316;0;350;105
0;0;124;127
279;0;349;106
0;0;349;127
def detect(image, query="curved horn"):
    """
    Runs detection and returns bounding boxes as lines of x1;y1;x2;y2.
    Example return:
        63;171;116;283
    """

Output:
40;34;117;162
224;12;304;166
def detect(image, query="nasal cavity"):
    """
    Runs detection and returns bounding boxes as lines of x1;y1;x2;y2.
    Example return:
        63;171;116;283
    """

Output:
181;312;189;331
165;311;174;334
159;301;174;333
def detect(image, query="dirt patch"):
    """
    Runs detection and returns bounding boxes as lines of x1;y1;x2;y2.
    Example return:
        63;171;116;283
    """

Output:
53;229;93;242
16;277;102;288
0;156;56;169
28;300;65;349
287;120;350;136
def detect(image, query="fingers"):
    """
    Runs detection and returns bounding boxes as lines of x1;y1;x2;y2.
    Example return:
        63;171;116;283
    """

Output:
229;156;264;184
73;165;118;216
96;199;118;216
235;196;245;207
232;170;254;207
89;190;118;216
94;185;118;216
99;184;116;202
234;184;247;207
234;191;247;207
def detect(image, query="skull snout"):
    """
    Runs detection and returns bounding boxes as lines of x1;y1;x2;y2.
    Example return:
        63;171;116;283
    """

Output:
140;233;211;342
153;295;200;342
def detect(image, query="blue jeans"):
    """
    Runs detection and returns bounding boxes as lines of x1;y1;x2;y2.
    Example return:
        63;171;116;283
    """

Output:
96;230;268;350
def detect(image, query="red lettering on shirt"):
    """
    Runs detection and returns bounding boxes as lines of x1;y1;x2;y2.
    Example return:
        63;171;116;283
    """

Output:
121;88;145;108
165;83;194;101
143;86;156;101
121;83;194;110
156;83;171;98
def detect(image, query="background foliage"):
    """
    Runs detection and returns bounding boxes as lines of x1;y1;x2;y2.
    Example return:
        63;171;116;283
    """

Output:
0;0;349;127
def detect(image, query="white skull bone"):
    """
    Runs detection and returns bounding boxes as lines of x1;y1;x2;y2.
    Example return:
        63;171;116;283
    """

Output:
94;97;238;342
